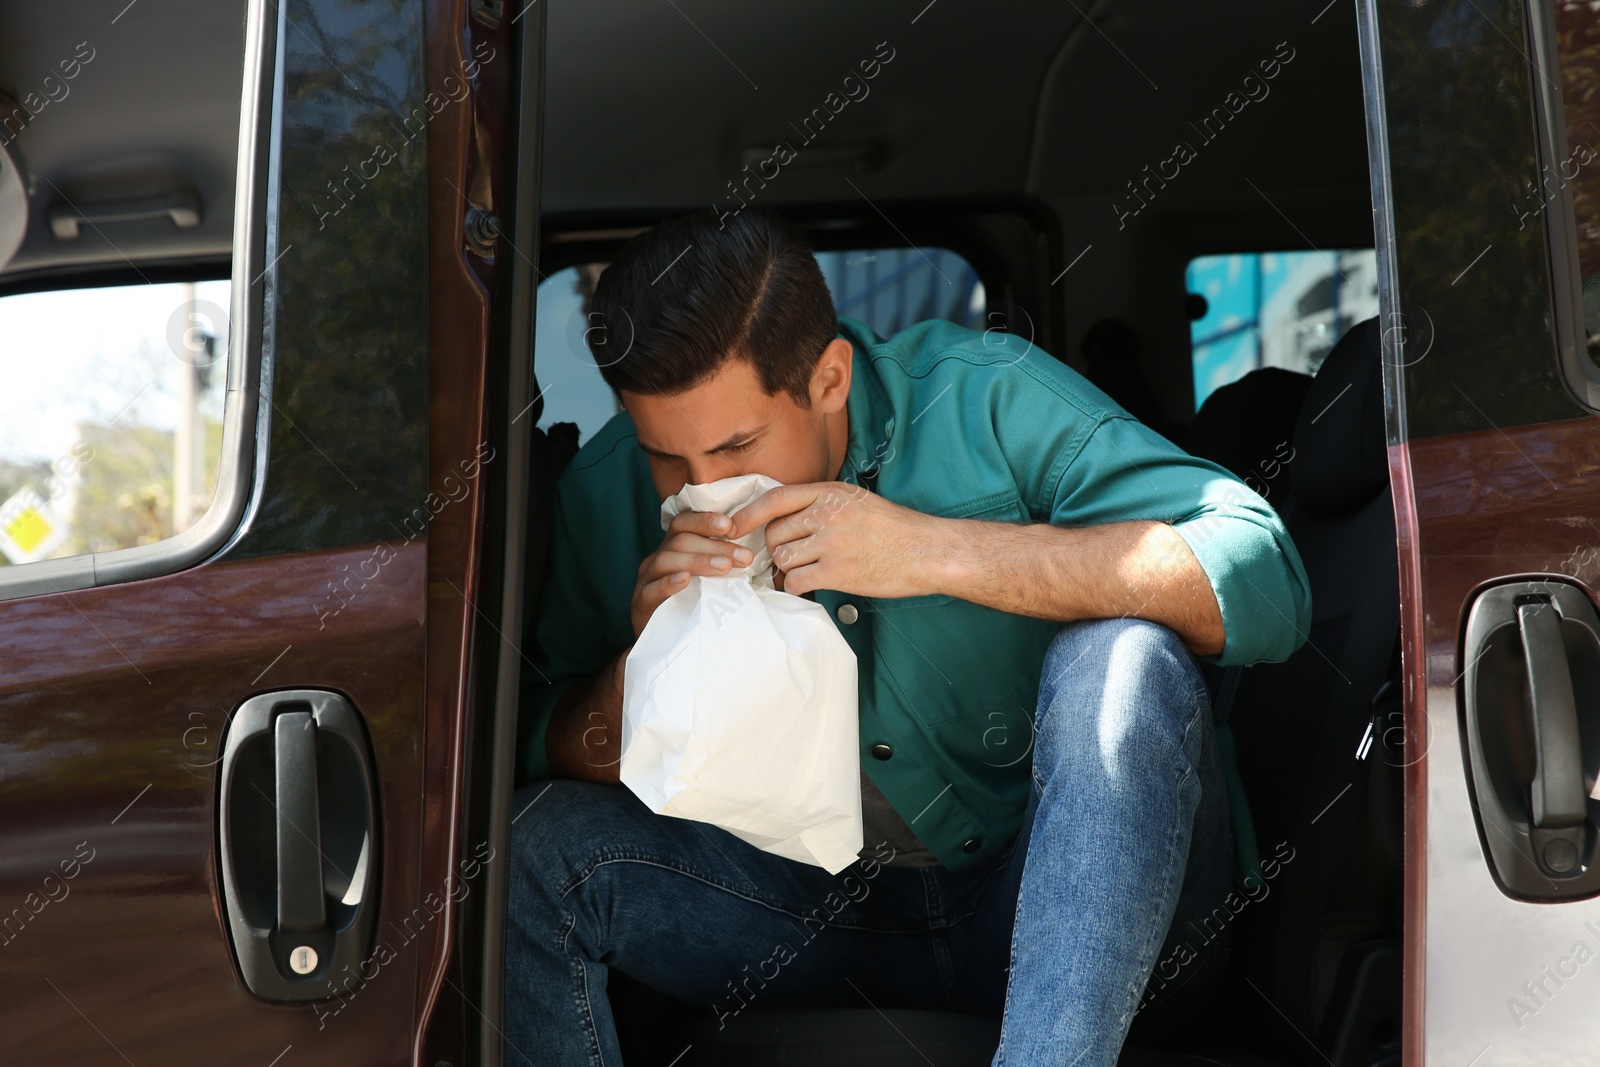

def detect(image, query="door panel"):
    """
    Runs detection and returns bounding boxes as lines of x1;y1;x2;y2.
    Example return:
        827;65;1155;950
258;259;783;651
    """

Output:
1404;424;1600;1064
1361;0;1600;1062
0;544;426;1061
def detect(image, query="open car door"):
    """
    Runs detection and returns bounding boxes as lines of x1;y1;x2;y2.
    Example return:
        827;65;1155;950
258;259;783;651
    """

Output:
0;1;535;1063
1361;0;1600;1062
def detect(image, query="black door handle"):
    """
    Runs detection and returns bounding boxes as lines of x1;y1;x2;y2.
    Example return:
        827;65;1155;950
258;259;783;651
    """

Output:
218;690;379;1002
1463;580;1600;899
1518;601;1589;874
275;711;327;932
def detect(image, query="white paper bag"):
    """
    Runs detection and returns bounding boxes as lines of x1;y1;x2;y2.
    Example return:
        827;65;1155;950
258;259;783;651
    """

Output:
620;473;864;874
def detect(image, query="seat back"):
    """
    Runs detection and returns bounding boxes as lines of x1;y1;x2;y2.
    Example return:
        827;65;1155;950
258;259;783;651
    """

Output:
1186;366;1314;515
1186;365;1315;886
1199;319;1404;1065
519;420;581;661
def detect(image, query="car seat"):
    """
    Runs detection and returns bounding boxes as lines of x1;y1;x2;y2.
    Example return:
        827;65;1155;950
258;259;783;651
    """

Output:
1184;366;1314;515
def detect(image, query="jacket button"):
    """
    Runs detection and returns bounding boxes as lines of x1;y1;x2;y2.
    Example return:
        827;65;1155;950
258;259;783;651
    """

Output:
962;838;982;854
870;743;892;761
838;603;859;624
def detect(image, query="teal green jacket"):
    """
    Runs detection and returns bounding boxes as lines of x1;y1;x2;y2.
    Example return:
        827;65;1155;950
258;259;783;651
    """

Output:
517;316;1311;870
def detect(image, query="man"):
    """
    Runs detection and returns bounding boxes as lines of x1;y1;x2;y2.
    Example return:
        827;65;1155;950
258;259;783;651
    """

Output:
508;208;1310;1065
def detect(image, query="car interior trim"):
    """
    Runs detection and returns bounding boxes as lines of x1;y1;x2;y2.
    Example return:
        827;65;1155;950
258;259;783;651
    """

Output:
1357;0;1407;449
473;6;548;1064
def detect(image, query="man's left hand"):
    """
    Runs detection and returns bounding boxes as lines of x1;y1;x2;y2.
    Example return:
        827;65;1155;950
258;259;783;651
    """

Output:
728;482;943;599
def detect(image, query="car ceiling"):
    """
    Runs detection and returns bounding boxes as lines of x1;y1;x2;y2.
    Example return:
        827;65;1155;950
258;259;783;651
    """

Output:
0;0;245;281
0;0;1370;280
543;0;1088;212
543;0;1369;214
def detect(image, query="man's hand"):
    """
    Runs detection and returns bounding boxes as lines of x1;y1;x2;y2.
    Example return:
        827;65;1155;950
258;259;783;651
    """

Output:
631;509;753;636
732;483;1226;656
729;482;942;599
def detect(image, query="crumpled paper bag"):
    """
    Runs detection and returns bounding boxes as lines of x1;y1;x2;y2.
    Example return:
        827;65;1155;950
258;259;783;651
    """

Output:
620;473;863;874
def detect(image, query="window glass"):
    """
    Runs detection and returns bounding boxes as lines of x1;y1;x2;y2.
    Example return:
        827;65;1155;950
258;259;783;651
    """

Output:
815;246;985;338
1187;249;1379;409
0;281;229;565
1549;3;1600;369
0;1;247;588
535;264;619;447
534;246;987;446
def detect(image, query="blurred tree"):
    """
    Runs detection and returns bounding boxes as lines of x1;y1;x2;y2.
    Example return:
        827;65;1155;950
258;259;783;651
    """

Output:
1379;0;1577;435
1555;1;1600;366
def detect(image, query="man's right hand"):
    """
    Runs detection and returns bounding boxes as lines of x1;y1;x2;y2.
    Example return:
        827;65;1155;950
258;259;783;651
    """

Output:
630;509;753;636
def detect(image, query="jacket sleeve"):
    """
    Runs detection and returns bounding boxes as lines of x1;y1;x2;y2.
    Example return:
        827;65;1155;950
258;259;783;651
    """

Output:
991;350;1311;666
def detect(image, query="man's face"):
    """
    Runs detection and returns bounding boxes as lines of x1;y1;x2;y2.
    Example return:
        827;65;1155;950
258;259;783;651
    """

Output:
622;339;853;500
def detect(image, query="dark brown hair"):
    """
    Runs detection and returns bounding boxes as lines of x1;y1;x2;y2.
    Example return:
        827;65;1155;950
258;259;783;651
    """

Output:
589;208;838;405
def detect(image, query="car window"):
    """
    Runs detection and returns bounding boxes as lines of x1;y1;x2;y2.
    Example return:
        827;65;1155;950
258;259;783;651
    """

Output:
534;264;620;447
0;0;250;599
815;246;985;338
0;282;231;566
1187;249;1379;409
534;245;986;446
1543;3;1600;376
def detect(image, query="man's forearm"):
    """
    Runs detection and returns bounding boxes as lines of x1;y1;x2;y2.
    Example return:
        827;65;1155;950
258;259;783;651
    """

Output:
545;650;628;783
927;518;1226;657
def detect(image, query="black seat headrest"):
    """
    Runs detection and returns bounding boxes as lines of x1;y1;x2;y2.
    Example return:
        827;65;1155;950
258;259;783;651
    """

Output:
1290;317;1387;516
1187;367;1314;493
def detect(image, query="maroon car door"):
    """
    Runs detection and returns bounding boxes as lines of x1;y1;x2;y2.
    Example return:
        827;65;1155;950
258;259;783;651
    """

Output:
1361;1;1600;1062
0;1;513;1063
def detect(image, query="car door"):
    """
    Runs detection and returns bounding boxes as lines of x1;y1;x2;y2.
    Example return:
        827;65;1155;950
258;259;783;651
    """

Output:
0;1;523;1063
1360;1;1600;1062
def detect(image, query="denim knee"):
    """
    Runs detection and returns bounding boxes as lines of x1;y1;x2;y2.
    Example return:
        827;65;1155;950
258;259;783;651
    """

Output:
1039;618;1205;713
508;779;638;905
1032;617;1209;786
1040;616;1189;682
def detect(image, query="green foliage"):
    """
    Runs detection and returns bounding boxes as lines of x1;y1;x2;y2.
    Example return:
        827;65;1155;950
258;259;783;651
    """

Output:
1556;2;1600;281
1379;0;1580;435
0;459;49;509
0;417;224;564
230;0;429;559
64;418;224;555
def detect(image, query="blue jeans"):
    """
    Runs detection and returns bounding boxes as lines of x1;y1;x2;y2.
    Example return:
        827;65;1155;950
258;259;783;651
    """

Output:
505;617;1234;1065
